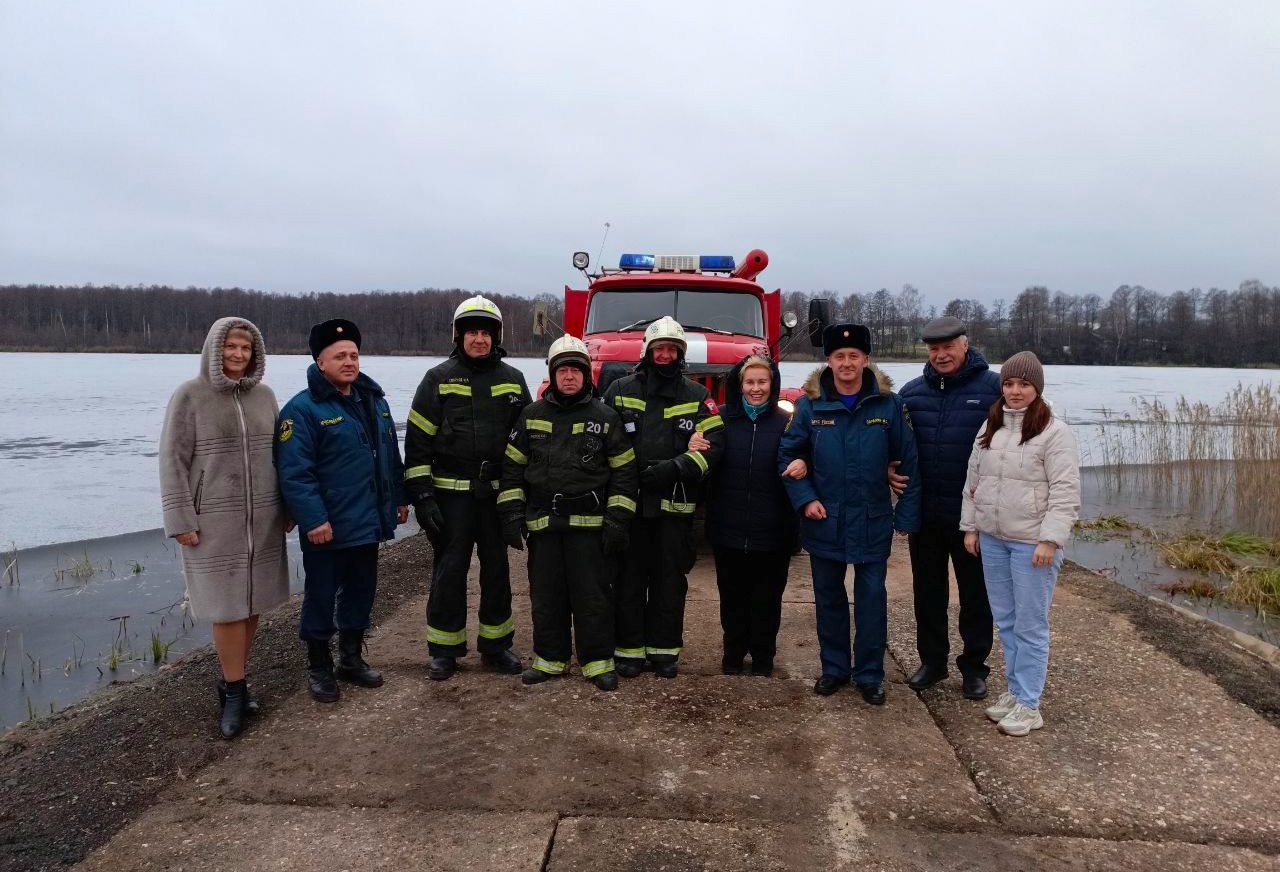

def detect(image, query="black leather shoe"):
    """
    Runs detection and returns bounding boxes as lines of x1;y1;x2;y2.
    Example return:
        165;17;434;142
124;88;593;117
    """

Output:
652;661;678;679
813;675;847;696
219;680;261;717
219;678;248;739
482;649;523;674
592;671;619;692
306;640;340;703
335;631;384;688
857;682;887;705
520;667;552;686
616;660;643;678
962;674;988;700
429;656;457;681
907;663;948;691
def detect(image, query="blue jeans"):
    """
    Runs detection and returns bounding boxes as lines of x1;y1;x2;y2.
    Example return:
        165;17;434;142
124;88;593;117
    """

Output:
809;555;888;684
979;533;1063;708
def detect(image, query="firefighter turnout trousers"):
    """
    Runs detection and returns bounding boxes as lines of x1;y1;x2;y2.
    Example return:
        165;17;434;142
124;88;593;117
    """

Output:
526;530;615;678
615;515;697;666
425;490;515;657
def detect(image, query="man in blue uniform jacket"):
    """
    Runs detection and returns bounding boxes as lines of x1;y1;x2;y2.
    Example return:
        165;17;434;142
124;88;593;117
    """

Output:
899;316;1003;700
779;323;921;704
276;319;408;703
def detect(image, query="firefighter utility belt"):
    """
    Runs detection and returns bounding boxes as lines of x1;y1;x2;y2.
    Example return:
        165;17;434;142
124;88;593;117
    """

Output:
542;490;602;517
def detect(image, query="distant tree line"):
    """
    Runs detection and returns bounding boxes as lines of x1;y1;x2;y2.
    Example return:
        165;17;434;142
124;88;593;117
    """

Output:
0;285;565;356
1;279;1276;366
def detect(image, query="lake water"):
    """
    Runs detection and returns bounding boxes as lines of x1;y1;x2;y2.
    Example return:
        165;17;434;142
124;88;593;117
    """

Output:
2;352;1278;731
4;352;1278;550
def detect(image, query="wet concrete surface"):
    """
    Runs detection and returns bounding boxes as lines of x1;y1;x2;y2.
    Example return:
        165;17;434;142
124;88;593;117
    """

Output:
3;532;1278;871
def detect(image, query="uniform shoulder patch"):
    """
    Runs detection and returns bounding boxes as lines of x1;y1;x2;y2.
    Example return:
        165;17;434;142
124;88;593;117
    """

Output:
703;397;719;415
278;418;294;443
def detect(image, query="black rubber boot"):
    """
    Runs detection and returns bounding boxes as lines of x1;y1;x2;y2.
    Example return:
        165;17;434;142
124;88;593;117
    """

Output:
219;678;248;739
616;660;643;678
218;680;261;716
429;656;457;681
306;640;340;703
335;630;384;688
481;649;523;674
520;667;553;686
592;671;619;692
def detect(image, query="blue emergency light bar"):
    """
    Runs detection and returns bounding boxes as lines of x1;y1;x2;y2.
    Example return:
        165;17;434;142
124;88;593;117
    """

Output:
618;253;737;272
619;253;656;269
699;255;736;271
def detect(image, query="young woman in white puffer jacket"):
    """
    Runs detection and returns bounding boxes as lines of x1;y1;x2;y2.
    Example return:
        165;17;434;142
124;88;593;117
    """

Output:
960;351;1080;737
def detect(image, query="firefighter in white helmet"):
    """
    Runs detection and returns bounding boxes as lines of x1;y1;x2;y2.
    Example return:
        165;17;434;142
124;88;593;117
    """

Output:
601;316;725;678
498;335;637;691
404;295;532;680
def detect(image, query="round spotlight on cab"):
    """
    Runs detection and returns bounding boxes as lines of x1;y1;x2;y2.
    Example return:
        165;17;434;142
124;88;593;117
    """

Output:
782;310;799;330
777;398;795;414
572;251;590;270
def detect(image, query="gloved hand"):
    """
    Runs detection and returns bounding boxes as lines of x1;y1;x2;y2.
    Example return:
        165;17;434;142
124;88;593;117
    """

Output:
413;497;445;543
602;517;630;555
640;460;680;491
501;515;527;551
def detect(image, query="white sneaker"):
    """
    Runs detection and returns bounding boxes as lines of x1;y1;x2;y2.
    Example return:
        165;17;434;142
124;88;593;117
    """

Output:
997;702;1044;736
985;691;1017;723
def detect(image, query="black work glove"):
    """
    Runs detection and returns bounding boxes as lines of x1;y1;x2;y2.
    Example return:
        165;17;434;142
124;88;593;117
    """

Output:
413;497;445;543
640;460;680;491
602;517;630;556
501;515;527;551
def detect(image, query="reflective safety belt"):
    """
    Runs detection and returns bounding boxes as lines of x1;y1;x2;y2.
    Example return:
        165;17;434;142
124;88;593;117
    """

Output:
660;499;697;515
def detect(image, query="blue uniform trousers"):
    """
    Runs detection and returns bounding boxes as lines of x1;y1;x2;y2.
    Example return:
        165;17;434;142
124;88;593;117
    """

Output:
299;543;379;641
809;555;888;685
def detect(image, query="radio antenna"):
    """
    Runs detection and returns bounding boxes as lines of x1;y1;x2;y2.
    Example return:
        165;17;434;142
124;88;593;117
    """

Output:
596;222;611;269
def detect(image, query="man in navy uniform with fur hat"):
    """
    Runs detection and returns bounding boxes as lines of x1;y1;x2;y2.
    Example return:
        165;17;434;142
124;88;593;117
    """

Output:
778;323;921;704
276;318;408;702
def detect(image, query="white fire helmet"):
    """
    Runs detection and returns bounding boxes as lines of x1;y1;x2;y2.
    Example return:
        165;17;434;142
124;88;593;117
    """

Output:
641;316;687;359
547;334;591;372
452;295;503;345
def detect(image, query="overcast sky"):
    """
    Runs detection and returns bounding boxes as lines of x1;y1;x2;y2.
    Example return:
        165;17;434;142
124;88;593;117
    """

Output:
2;2;1276;307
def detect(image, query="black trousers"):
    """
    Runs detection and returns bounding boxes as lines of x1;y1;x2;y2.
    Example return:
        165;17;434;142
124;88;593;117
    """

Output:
615;516;696;664
425;490;514;657
908;523;992;678
299;544;379;642
713;546;790;666
527;530;614;676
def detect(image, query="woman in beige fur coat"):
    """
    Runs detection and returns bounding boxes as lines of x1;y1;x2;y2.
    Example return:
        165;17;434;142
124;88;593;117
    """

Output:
159;317;292;738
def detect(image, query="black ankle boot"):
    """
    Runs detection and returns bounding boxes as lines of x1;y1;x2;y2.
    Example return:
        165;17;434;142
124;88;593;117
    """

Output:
306;639;340;703
218;680;261;716
335;630;384;688
220;678;248;739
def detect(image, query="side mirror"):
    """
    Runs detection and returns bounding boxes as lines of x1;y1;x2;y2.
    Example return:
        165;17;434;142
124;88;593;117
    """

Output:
808;298;832;347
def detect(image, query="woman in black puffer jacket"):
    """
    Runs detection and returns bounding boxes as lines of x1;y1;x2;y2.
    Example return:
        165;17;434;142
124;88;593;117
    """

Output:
695;356;803;676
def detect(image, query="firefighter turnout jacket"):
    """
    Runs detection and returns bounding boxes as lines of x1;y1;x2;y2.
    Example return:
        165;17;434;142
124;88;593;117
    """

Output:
601;367;725;518
403;350;532;499
498;390;638;532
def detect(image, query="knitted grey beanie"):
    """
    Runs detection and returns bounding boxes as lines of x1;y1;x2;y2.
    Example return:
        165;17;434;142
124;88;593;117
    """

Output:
1000;351;1045;394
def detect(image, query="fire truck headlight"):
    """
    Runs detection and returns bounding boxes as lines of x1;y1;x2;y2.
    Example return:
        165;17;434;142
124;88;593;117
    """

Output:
572;251;590;270
777;399;795;414
782;311;799;330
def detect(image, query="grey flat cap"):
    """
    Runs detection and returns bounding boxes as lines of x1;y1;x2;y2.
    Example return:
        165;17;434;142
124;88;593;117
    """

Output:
921;316;967;343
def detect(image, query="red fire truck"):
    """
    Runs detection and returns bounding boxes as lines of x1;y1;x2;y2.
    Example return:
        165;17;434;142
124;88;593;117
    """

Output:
560;248;814;412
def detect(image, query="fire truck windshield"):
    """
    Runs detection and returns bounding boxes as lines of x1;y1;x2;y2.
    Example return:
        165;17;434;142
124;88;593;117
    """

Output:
586;289;765;338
